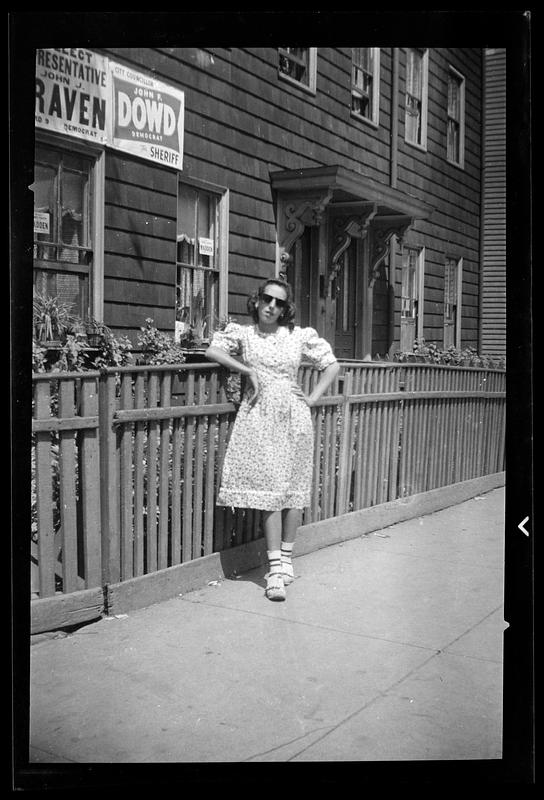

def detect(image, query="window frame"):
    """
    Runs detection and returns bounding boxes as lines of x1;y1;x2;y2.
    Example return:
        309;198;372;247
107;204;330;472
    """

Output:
446;65;466;168
404;48;429;151
400;244;425;350
278;47;317;95
33;131;105;321
350;47;381;128
443;255;463;348
175;175;229;342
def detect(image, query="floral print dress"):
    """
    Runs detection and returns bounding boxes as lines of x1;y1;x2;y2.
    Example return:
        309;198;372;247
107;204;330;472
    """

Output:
211;322;337;511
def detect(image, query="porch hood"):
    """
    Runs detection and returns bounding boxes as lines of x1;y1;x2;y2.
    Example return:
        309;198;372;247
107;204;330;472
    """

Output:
270;164;432;220
270;165;432;272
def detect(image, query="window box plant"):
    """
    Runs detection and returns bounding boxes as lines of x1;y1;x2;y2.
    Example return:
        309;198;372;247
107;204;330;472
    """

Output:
85;318;108;348
33;292;74;344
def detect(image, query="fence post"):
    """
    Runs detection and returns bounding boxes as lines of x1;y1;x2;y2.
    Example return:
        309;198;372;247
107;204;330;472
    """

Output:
98;369;120;585
80;375;102;588
336;370;353;516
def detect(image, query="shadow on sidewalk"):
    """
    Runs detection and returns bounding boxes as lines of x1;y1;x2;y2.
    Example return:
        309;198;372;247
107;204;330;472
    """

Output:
218;548;268;591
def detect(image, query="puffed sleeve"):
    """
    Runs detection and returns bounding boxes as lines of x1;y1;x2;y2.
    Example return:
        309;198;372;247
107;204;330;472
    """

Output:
301;327;337;370
209;322;243;356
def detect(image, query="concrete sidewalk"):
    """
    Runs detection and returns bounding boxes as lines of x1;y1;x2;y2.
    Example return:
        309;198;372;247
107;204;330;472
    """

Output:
29;486;505;764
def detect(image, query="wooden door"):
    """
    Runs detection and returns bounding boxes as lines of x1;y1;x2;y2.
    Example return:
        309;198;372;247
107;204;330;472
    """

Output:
289;227;319;329
333;240;358;359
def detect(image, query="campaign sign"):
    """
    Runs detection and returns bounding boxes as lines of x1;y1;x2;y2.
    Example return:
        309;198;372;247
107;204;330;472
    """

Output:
199;237;214;257
35;48;109;143
34;211;50;235
109;61;184;170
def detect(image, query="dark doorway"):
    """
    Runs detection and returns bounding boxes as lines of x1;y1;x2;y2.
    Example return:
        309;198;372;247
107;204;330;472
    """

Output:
288;226;318;329
371;261;393;358
333;239;358;359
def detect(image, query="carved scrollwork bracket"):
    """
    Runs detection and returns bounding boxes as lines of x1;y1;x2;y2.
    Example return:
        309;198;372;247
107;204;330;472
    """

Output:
369;216;412;287
277;190;333;266
325;203;378;294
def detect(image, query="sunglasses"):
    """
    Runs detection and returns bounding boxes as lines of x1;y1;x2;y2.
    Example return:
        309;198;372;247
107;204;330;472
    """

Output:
260;292;287;309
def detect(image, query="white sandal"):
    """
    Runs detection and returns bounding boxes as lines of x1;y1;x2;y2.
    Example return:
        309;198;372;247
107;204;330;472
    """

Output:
282;562;294;585
265;571;286;601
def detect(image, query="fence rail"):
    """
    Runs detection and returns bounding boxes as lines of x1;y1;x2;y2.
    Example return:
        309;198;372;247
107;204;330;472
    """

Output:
31;361;505;604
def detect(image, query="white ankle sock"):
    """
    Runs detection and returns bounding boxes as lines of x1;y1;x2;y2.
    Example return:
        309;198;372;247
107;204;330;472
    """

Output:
267;550;282;575
281;541;294;577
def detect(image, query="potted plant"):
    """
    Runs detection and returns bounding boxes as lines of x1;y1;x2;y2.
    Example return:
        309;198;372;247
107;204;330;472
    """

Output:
412;338;431;362
457;346;476;367
33;292;73;343
443;345;462;366
64;316;88;343
85;317;108;348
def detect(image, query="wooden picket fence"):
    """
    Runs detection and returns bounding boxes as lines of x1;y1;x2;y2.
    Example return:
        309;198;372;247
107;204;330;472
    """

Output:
31;361;505;617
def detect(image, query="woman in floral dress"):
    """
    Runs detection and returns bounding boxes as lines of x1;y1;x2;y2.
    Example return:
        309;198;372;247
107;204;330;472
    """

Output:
205;278;339;601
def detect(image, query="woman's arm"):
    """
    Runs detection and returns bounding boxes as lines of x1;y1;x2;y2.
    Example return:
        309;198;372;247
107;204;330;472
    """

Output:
306;361;341;407
204;345;260;406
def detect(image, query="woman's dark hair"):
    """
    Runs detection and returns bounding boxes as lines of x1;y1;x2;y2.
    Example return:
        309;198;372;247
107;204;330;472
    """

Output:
247;278;297;330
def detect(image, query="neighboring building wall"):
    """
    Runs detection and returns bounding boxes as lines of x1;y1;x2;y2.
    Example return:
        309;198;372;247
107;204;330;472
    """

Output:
480;48;506;358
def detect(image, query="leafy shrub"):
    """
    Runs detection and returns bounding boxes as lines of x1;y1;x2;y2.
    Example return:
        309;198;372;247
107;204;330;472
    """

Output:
136;318;186;365
393;338;505;369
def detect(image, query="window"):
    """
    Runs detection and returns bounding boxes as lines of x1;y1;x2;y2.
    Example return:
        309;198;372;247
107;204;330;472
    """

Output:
404;48;428;149
444;256;462;348
447;67;465;166
175;181;227;343
400;246;424;351
33;143;100;319
278;47;317;93
351;48;380;125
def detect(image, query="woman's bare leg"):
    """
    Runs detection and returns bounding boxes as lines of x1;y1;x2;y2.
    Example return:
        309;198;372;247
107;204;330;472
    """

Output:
281;508;301;543
262;509;282;551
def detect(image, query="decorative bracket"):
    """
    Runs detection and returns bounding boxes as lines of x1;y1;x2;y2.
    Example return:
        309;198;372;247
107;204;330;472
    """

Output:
369;216;413;287
325;203;378;294
277;190;334;266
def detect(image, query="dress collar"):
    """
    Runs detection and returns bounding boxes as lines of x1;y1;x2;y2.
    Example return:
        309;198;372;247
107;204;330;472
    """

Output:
254;323;285;338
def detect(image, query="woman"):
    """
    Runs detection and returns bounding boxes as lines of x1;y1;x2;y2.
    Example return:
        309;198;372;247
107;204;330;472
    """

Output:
205;278;340;601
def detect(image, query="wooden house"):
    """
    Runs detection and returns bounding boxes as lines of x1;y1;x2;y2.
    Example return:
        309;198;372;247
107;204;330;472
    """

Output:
33;47;489;360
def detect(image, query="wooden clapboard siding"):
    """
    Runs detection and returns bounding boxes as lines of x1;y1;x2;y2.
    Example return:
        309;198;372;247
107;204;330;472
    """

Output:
480;49;506;358
103;149;177;338
165;46;392;179
98;46;483;350
393;48;482;351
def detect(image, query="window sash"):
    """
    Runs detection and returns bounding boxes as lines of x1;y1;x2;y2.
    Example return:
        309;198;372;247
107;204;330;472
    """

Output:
176;186;218;271
447;69;465;165
176;183;222;340
279;47;309;84
351;48;379;122
176;266;218;340
278;47;316;92
33;145;94;318
401;250;418;316
447;119;460;162
444;258;458;322
405;49;427;147
444;257;461;347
